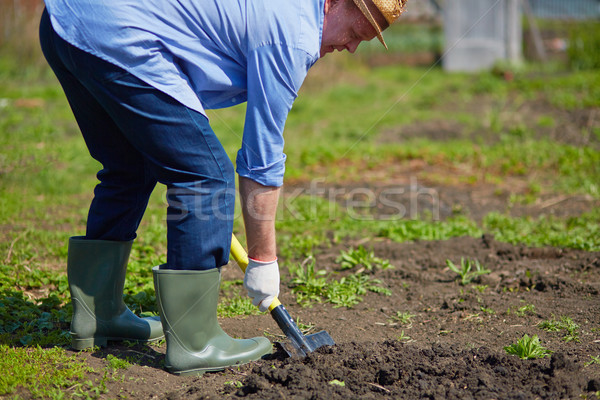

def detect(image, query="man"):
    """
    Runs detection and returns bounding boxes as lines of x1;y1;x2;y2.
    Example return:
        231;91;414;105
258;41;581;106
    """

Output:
40;0;406;376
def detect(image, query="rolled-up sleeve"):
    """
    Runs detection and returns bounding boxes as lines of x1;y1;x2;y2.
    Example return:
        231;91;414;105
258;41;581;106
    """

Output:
235;44;315;187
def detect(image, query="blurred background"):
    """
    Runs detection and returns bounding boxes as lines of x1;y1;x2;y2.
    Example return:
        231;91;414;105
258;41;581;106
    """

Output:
2;0;599;77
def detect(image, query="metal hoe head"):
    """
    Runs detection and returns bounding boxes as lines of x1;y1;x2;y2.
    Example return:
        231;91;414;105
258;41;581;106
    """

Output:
271;304;335;357
279;330;336;358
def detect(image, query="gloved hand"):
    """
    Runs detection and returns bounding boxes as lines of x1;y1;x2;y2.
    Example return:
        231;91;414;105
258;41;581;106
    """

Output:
243;258;280;312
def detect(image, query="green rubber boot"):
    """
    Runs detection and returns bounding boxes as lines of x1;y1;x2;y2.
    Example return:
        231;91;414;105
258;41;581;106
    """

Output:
152;265;272;376
67;236;164;350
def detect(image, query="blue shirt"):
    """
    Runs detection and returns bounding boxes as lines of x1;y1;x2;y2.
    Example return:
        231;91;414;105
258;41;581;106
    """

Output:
44;0;325;187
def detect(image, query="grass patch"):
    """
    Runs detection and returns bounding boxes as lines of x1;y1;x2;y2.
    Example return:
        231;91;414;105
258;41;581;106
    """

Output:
484;211;600;252
0;345;93;398
538;315;581;343
0;290;71;347
289;257;391;308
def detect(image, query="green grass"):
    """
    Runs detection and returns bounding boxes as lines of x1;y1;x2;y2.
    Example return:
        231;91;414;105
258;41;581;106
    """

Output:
288;257;391;308
0;345;93;398
538;315;581;343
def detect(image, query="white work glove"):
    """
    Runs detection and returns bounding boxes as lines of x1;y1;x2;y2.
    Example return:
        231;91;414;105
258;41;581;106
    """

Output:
243;258;280;312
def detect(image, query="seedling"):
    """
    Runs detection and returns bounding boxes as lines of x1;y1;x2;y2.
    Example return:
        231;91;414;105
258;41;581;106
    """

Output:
585;355;600;367
538;315;580;343
445;258;491;285
473;285;489;293
504;334;552;359
515;303;536;317
397;330;412;342
336;245;394;272
389;311;416;326
329;379;345;387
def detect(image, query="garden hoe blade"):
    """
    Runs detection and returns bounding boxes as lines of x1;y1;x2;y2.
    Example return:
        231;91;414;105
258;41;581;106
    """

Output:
230;234;335;357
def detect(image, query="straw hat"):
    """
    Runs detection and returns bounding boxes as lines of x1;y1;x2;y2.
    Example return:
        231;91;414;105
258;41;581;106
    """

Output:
352;0;407;49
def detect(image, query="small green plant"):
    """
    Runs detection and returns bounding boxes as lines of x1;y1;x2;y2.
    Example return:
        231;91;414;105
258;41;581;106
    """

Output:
473;285;488;293
515;303;536;317
329;379;345;387
336;245;393;271
289;257;329;305
538;315;580;343
504;334;552;359
445;258;491;285
585;355;600;367
397;330;412;342
480;306;496;315
389;311;416;325
325;274;391;308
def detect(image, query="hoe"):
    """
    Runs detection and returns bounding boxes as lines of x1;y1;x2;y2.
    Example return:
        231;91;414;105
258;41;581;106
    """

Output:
230;234;335;357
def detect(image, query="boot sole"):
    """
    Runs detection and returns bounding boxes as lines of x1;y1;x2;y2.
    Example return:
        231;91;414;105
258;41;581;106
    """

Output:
167;363;245;377
71;333;165;351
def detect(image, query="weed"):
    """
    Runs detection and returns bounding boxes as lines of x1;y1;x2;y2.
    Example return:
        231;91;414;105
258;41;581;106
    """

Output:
473;285;489;293
325;274;391;308
106;354;131;370
389;311;416;326
397;330;412;342
329;379;346;387
484;211;600;251
445;258;491;286
585;355;600;367
480;307;496;315
504;334;552;359
515;303;536;317
289;257;329;306
0;344;96;398
336;245;393;272
218;296;261;318
0;290;71;347
377;216;482;243
538;315;580;343
289;258;391;308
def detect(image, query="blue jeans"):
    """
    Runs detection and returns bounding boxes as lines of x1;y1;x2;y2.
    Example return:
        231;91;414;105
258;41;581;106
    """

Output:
39;10;234;270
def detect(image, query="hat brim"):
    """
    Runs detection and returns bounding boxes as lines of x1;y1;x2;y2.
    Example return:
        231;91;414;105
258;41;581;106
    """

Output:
352;0;388;49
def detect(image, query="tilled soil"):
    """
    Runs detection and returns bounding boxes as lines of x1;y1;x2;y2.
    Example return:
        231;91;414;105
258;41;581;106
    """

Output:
73;234;600;400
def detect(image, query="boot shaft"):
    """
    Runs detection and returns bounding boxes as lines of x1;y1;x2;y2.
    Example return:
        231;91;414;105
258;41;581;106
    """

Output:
67;236;133;321
153;265;223;351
